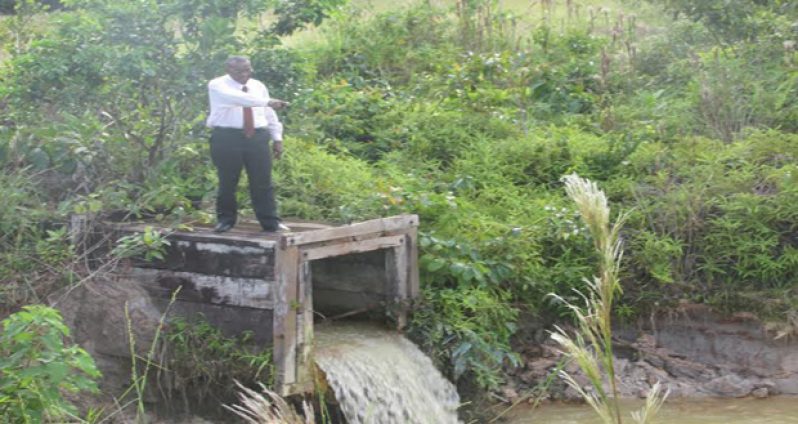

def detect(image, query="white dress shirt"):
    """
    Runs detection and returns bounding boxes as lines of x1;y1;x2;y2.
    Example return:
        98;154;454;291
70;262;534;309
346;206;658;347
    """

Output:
206;74;283;142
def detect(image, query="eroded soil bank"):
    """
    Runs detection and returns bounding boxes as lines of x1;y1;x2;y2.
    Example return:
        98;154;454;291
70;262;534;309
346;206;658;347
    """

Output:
505;304;798;403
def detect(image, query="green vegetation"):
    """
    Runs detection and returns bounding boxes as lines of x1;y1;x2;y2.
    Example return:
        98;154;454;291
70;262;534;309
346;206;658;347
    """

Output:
0;305;100;422
161;317;274;412
0;0;796;417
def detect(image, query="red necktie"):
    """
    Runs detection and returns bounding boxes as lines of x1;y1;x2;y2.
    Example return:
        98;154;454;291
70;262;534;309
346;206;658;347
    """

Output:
242;85;255;138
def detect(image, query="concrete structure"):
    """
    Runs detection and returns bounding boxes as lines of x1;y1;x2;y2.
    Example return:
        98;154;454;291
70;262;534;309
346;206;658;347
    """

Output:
83;215;420;396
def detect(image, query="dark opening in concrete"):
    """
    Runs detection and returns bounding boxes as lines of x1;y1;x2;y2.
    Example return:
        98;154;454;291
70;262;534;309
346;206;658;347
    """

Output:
310;249;390;321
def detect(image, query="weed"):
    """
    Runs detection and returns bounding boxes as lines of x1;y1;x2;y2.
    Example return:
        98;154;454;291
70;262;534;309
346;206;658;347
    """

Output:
160;316;274;413
0;305;101;422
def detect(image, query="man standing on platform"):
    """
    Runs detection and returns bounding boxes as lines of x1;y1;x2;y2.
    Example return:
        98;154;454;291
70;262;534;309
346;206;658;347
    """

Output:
206;56;289;233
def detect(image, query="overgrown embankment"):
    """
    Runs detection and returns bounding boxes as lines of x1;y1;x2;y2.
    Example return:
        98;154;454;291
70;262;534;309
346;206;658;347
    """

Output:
0;0;797;419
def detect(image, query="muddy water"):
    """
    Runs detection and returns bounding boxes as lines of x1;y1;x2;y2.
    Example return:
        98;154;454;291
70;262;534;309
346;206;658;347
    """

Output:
506;397;798;423
314;322;461;424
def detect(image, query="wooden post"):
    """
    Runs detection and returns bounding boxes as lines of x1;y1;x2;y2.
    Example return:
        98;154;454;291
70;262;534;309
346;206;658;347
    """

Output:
294;259;315;393
273;244;299;395
385;237;409;329
406;227;420;299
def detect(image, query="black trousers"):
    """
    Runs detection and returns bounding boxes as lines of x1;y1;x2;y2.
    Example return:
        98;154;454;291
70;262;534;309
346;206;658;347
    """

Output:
209;127;279;230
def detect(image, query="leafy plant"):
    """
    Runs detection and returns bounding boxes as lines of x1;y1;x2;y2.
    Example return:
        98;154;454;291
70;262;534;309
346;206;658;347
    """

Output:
0;305;101;422
112;226;171;262
411;234;519;389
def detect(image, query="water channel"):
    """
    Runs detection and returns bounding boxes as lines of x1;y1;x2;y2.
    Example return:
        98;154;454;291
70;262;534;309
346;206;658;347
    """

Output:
505;397;798;423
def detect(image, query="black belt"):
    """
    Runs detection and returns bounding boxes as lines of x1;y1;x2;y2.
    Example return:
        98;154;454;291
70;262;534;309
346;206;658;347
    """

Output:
212;127;267;132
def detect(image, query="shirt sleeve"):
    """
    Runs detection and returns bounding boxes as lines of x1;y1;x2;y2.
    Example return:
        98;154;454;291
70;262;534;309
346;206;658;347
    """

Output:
265;107;283;142
208;79;270;107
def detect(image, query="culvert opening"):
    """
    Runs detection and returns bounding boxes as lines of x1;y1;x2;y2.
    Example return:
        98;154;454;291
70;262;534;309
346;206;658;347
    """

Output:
310;249;391;324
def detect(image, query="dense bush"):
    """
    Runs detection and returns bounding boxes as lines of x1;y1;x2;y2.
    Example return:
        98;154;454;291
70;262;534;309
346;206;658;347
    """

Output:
0;305;100;422
624;131;798;306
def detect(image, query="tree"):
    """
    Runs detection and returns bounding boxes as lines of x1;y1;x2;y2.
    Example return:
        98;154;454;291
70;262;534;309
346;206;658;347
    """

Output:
1;0;344;195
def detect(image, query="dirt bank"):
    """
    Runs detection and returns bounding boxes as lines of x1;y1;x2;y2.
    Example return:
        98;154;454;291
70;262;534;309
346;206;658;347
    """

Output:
505;304;798;402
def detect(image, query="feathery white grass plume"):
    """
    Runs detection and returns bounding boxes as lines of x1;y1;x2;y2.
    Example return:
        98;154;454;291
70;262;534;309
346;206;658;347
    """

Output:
549;174;667;424
224;380;314;424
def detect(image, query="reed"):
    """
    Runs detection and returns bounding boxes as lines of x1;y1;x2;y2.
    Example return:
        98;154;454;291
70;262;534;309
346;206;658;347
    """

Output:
550;174;667;424
225;381;315;424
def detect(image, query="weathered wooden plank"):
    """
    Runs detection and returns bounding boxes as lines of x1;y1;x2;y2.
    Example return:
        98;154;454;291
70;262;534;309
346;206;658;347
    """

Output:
406;228;420;298
107;222;279;248
273;246;299;396
129;268;274;309
301;235;405;261
131;239;275;278
285;221;333;230
294;260;315;393
385;240;409;328
282;214;419;247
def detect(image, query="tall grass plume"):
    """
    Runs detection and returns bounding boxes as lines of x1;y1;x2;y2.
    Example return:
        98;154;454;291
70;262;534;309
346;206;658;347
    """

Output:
550;174;668;424
225;380;315;424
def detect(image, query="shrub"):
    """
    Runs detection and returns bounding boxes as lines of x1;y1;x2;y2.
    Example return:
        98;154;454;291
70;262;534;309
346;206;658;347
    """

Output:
274;138;387;222
622;131;798;308
0;305;100;422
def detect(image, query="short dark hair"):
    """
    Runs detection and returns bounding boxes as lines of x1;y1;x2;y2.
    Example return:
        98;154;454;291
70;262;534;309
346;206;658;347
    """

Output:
225;56;250;68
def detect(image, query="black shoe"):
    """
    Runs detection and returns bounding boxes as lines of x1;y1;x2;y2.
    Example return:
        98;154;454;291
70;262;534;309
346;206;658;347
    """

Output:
261;223;290;233
213;222;234;233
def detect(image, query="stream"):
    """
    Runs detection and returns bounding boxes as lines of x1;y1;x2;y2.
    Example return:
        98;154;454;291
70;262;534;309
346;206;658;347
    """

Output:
505;397;798;423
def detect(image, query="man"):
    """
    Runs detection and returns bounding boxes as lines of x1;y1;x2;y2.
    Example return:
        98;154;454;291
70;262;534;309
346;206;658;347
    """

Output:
206;56;289;233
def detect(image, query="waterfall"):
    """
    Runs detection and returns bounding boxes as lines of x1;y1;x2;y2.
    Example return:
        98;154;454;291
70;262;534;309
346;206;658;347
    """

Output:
314;322;461;424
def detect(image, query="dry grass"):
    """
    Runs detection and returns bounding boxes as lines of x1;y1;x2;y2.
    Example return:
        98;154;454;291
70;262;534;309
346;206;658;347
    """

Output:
225;381;315;424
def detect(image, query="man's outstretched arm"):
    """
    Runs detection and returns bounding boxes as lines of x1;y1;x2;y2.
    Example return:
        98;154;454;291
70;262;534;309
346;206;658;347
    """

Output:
208;79;269;107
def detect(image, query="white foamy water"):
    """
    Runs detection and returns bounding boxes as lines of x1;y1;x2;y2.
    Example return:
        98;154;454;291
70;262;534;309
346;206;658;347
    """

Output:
314;322;461;424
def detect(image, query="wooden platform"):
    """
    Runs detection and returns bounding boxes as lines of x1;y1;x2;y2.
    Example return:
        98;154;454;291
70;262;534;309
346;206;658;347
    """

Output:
78;214;420;396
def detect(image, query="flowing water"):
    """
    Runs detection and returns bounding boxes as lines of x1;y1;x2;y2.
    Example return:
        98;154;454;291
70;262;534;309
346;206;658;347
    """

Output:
314;322;461;424
505;397;798;423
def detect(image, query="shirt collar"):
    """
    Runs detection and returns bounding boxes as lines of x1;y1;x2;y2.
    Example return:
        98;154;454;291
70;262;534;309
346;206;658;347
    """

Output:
224;74;248;90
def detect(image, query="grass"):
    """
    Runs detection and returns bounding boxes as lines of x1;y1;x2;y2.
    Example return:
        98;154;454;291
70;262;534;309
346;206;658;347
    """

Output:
225;381;315;424
550;174;667;424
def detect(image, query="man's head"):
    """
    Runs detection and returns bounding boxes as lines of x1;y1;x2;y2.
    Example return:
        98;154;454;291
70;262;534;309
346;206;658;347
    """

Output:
225;56;252;85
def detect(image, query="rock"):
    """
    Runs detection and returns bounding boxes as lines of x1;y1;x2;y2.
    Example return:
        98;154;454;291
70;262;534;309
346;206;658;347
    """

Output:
51;276;165;395
501;386;519;403
643;354;665;369
662;355;717;380
526;358;558;375
781;352;798;373
704;375;755;397
635;333;657;349
772;376;798;394
751;387;769;398
645;365;670;386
